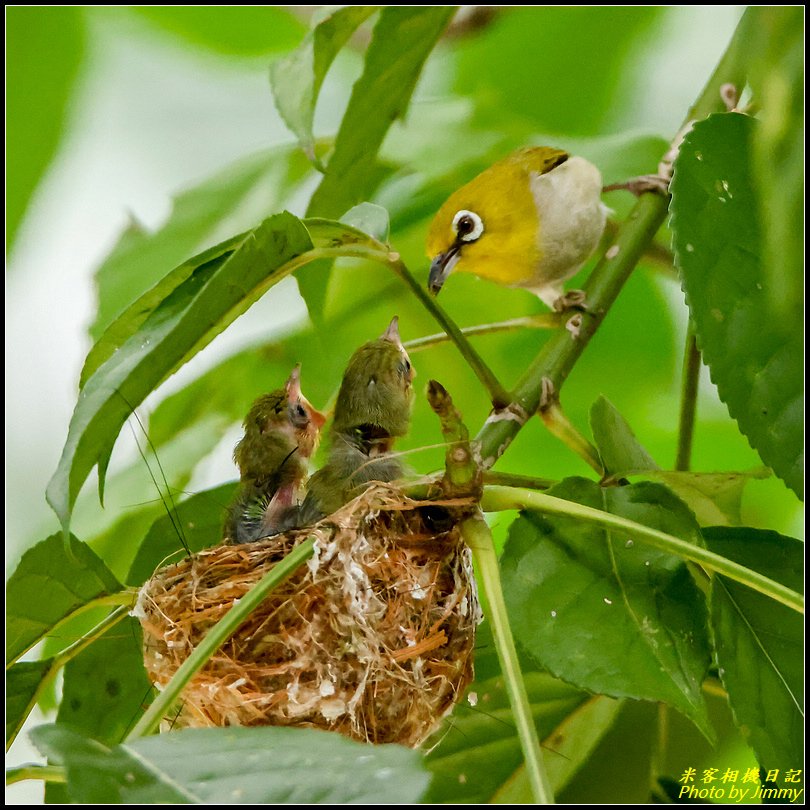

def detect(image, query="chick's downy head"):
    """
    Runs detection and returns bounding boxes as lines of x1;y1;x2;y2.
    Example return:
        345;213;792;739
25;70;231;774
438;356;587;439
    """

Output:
234;366;325;477
332;316;415;440
285;364;326;458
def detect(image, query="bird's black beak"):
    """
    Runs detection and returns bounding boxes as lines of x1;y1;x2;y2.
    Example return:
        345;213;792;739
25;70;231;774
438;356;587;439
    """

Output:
428;243;461;295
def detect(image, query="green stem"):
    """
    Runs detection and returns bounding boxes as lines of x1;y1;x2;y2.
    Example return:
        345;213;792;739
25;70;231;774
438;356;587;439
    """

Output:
483;471;555;491
650;703;669;797
460;513;554;804
540;402;604;476
6;589;136;668
477;193;668;467
318;241;512;408
388;256;512;408
52;604;132;669
481;486;803;614
426;380;480;497
404;313;561;351
676;326;701;471
127;538;315;739
6;764;67;786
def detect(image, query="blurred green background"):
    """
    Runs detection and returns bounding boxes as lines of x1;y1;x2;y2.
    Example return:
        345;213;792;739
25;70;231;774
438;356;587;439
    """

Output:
6;6;802;804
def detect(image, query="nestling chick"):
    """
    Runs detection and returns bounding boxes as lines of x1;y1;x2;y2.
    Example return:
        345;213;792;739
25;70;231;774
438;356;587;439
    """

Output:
298;316;415;522
224;366;326;543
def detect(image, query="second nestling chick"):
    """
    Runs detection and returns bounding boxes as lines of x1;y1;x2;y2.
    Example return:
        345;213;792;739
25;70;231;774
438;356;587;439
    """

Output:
297;316;415;524
224;366;326;543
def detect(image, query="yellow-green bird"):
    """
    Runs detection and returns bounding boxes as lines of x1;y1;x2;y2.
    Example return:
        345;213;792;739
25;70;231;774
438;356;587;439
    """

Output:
426;147;608;310
224;366;326;543
296;316;415;523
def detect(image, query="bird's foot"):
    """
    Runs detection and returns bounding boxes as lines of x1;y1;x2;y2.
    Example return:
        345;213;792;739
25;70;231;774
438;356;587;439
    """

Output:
603;174;670;197
552;288;588;313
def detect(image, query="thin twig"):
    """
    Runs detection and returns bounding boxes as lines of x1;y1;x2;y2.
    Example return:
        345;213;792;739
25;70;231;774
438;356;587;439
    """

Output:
483;471;555;491
6;765;67;786
404;313;562;352
675;326;701;471
388;256;512;408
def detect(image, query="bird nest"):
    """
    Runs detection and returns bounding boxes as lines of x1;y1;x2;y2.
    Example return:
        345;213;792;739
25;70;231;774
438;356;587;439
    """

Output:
137;483;480;747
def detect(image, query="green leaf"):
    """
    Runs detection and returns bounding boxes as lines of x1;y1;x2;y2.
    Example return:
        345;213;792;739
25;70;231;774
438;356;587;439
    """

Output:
47;212;315;534
341;202;391;243
307;6;454;218
126;483;237;586
82;234;244;387
642;469;769;527
589;395;659;475
746;8;804;326
56;619;154;746
134;7;306;57
33;724;430;804
501;478;713;736
705;527;803;774
492;695;623;804
6;533;122;665
670;112;803;497
300;6;455;321
454;7;663;136
87;147;310;356
270;7;378;164
6;659;55;750
6;7;84;254
425;672;591;802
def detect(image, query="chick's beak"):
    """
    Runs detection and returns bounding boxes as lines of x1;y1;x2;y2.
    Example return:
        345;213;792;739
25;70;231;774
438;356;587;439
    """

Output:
285;364;302;400
428;244;461;295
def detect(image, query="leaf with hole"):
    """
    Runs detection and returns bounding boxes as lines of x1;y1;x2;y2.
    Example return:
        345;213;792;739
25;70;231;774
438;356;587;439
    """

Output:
56;619;154;747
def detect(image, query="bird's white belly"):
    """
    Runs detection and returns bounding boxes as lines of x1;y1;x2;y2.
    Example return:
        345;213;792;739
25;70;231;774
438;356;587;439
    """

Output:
526;156;607;298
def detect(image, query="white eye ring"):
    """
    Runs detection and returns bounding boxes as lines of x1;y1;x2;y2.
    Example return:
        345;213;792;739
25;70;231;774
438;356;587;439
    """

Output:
452;209;484;243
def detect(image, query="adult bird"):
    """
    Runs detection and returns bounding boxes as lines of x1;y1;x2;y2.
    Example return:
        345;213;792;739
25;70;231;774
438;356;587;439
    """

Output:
426;146;609;311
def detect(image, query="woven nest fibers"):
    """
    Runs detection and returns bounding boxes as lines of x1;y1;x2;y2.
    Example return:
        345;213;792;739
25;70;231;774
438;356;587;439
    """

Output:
137;483;481;747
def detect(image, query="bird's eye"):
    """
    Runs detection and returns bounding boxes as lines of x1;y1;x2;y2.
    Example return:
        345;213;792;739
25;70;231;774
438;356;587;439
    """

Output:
452;209;484;243
288;400;309;427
